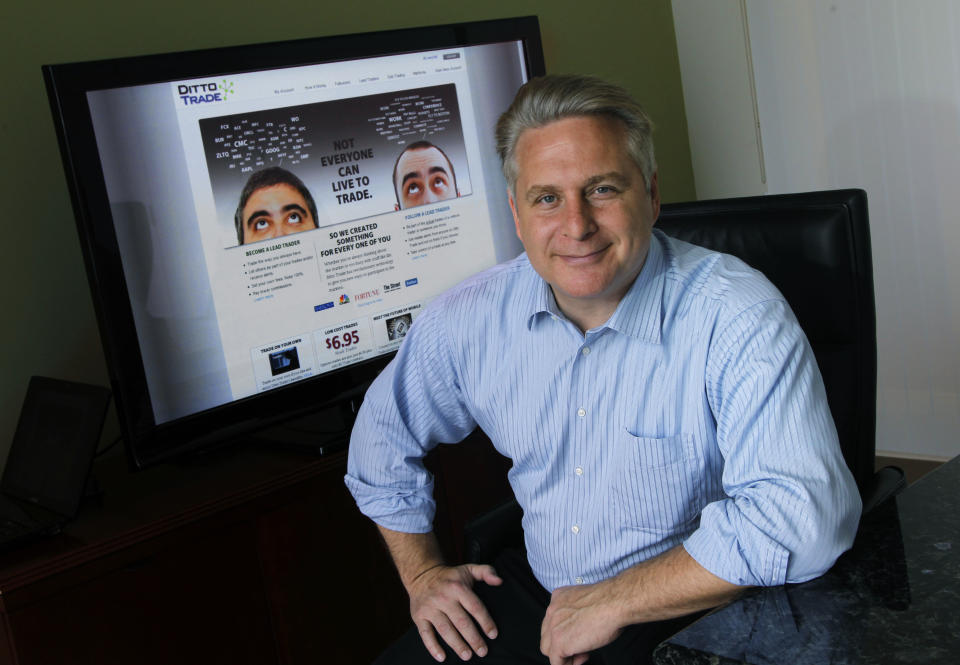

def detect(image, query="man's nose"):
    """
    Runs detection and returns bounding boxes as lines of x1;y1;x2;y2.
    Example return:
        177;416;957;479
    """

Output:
562;197;596;240
277;223;298;237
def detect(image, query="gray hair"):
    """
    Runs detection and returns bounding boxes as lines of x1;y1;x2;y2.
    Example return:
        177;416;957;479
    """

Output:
495;74;656;194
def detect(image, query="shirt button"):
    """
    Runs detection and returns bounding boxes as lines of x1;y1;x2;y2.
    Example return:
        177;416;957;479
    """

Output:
577;408;586;418
571;525;580;534
581;346;591;356
575;466;583;476
575;576;584;584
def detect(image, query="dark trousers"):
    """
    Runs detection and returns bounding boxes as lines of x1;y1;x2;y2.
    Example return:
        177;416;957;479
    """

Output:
374;548;695;665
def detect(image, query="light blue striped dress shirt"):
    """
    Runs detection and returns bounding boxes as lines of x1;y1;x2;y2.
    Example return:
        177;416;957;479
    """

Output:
345;230;862;592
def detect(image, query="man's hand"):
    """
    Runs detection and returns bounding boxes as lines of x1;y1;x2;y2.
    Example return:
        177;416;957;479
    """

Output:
539;546;747;664
540;580;621;665
408;563;503;662
376;527;504;661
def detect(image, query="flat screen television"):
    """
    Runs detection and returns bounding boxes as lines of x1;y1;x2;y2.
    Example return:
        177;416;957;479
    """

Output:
43;17;545;469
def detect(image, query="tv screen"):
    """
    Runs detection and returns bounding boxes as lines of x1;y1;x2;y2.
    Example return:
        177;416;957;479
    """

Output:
43;17;545;469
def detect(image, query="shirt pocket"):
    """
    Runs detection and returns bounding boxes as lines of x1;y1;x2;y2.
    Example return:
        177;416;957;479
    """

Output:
608;431;702;535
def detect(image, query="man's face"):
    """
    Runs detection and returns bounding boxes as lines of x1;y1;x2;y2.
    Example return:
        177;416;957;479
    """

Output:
395;146;457;209
508;115;660;326
241;183;317;244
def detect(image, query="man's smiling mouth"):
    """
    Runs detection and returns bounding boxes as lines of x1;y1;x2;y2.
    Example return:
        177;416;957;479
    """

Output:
557;245;611;262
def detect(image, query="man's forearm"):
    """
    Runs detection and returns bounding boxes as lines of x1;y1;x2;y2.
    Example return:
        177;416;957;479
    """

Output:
377;525;447;591
603;544;747;624
540;544;747;663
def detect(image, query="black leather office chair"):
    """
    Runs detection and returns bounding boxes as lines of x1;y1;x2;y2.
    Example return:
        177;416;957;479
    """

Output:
464;189;904;563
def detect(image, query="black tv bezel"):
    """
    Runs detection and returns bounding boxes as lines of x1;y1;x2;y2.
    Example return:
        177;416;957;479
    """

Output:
42;16;545;470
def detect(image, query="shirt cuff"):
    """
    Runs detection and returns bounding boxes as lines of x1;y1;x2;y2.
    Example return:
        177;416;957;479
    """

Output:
344;474;436;533
683;505;790;587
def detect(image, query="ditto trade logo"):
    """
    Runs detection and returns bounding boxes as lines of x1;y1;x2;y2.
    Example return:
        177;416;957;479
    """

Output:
178;79;234;106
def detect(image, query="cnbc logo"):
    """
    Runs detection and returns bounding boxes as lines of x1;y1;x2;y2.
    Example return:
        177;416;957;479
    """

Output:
178;79;234;106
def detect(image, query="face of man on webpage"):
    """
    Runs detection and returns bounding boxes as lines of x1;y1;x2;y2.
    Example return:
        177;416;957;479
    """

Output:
394;145;458;209
241;183;318;244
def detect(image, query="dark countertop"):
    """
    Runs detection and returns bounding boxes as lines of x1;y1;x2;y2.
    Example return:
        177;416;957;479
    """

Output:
654;455;960;664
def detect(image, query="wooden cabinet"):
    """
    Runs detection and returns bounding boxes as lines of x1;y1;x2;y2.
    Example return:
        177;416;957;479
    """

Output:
7;520;276;665
252;469;411;664
0;428;514;664
0;444;409;665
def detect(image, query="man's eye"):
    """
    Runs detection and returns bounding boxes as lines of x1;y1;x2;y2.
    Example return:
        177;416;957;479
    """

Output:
253;219;269;231
406;182;422;195
537;194;557;205
593;185;616;195
431;177;448;192
287;212;303;224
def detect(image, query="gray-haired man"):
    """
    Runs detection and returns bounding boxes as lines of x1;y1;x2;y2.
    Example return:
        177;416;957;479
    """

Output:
347;74;860;665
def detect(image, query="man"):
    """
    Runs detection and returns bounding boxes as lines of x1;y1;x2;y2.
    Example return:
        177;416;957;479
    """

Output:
393;140;459;209
234;166;319;244
346;75;861;665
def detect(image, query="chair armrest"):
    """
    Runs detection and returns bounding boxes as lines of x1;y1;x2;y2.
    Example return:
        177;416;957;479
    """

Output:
862;465;907;514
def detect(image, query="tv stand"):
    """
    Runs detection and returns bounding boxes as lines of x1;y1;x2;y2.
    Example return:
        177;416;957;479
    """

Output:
247;405;353;457
244;387;368;457
0;440;409;665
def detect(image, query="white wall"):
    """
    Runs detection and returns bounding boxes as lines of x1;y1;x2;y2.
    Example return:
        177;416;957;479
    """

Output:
673;0;960;460
671;0;766;198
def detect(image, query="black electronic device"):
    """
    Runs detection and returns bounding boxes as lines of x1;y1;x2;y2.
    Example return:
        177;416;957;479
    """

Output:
0;377;111;549
42;17;545;469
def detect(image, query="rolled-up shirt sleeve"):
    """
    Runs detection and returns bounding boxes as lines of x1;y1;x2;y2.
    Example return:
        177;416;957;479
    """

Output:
684;299;862;587
345;302;477;534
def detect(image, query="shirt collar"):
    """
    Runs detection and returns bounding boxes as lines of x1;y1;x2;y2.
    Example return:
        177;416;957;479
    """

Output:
524;232;666;344
525;269;561;330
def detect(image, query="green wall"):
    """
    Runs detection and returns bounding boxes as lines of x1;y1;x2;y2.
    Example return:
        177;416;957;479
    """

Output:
0;0;693;461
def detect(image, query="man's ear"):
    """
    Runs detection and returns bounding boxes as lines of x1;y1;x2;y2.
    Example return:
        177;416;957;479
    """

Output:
508;187;522;240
